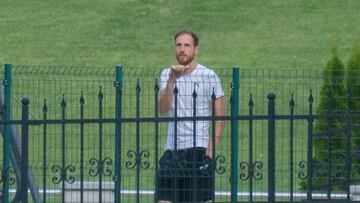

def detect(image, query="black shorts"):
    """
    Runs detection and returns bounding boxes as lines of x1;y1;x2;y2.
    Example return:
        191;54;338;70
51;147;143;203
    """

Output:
155;147;214;203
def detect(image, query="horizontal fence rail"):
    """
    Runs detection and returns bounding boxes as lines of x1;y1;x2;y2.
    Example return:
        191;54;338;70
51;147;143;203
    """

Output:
2;114;360;125
1;64;360;203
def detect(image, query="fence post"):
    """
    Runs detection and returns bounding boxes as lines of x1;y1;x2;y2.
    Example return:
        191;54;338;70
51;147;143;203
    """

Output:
20;98;30;203
114;64;123;203
2;64;12;203
231;67;239;203
267;93;276;203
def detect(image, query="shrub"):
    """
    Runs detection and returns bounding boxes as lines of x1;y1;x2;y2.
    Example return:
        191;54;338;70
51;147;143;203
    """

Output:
311;45;347;190
346;43;360;174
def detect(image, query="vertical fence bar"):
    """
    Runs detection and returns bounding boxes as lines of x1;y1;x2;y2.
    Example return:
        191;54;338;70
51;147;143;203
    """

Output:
98;87;104;203
173;85;179;203
211;89;216;203
345;89;351;201
192;86;198;203
2;64;12;203
135;80;141;203
80;92;85;203
326;89;333;199
154;81;159;203
42;100;48;203
21;98;30;203
114;65;123;203
267;93;276;203
230;67;239;203
307;90;314;201
289;94;295;202
173;85;178;151
61;95;66;203
248;94;254;203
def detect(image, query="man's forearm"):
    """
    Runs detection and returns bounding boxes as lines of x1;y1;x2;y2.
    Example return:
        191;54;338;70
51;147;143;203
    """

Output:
158;79;175;114
206;120;225;157
205;97;226;157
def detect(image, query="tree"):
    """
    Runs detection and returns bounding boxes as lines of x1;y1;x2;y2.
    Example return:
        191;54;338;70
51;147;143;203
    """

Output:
311;45;346;190
346;43;360;173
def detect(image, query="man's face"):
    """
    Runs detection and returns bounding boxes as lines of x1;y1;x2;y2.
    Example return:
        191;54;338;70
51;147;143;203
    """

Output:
175;34;199;65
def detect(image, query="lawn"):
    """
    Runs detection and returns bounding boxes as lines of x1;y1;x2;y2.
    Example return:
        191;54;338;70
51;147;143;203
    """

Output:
0;0;359;69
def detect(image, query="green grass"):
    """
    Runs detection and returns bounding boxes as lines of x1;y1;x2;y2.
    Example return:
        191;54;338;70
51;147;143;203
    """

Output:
1;0;360;68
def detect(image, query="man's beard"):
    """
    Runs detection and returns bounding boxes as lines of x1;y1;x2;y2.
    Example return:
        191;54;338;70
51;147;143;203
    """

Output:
176;54;194;65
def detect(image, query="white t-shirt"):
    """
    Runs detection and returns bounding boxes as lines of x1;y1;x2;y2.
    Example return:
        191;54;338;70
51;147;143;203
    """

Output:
160;64;224;150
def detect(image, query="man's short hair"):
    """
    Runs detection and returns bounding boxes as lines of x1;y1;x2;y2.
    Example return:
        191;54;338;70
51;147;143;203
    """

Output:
174;30;199;46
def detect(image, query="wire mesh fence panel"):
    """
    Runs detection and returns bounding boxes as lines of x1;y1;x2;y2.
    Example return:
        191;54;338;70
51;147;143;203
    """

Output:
6;65;116;203
0;65;360;202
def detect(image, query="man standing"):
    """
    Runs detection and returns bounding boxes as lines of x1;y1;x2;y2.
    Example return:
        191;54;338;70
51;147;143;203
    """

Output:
156;30;226;203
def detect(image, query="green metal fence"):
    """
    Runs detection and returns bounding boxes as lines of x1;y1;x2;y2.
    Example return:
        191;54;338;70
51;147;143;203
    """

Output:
1;64;360;203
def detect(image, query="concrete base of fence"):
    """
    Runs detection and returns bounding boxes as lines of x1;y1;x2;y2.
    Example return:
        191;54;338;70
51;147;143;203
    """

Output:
65;181;114;203
350;185;360;201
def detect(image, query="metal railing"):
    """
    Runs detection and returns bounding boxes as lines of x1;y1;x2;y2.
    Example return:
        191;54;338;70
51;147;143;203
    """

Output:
1;64;360;203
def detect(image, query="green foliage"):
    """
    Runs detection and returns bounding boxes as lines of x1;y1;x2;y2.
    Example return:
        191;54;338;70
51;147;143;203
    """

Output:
311;44;347;190
318;46;346;114
347;43;360;111
346;43;360;172
305;42;360;191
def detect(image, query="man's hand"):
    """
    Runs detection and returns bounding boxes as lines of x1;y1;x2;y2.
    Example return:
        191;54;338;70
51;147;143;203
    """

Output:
158;65;190;114
205;148;213;158
169;65;189;81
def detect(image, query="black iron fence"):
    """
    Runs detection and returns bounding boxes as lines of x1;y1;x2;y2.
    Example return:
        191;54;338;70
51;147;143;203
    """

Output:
1;64;360;203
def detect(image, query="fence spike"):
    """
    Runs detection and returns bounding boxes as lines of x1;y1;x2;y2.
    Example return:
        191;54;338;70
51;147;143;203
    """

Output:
192;89;197;98
309;89;313;104
154;79;159;93
211;87;216;100
43;99;48;114
173;85;178;95
192;82;197;98
290;93;295;108
136;79;141;93
80;91;84;104
61;94;66;108
249;94;254;108
98;86;103;100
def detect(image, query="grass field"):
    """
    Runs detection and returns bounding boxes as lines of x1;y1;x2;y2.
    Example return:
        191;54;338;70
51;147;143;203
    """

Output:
1;0;360;69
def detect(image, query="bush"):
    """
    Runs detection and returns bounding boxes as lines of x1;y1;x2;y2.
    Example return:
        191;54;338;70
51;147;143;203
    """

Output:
301;42;360;191
346;43;360;174
310;45;347;190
